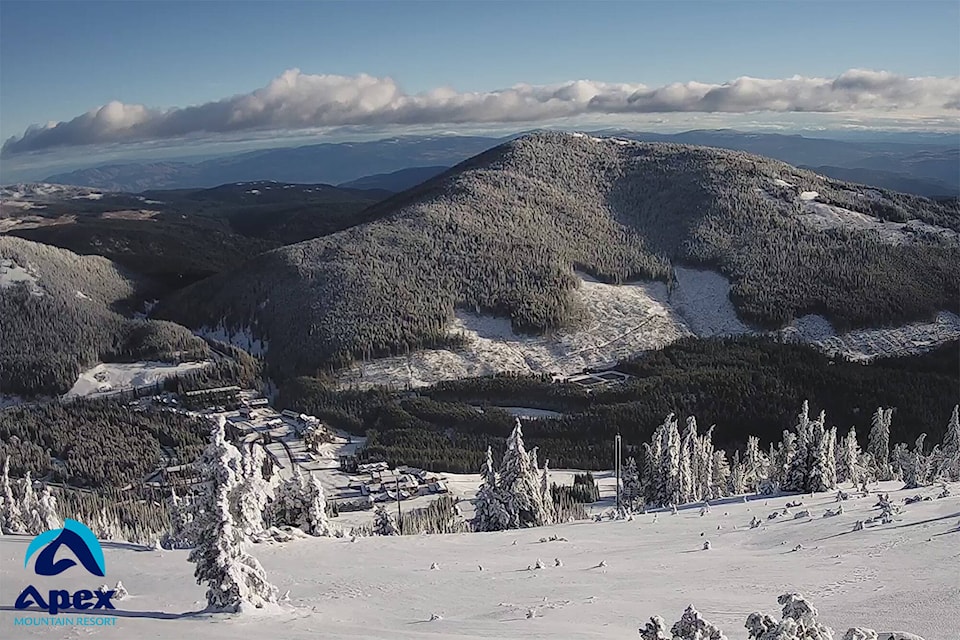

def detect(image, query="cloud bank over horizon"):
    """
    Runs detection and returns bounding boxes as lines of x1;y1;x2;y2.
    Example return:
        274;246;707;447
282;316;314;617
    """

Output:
4;68;958;156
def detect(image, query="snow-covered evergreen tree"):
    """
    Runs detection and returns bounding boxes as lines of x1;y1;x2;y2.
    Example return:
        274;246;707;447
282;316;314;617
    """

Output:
163;488;197;549
671;605;727;640
729;451;747;495
498;420;550;528
890;442;910;482
37;484;61;531
301;472;332;536
473;446;509;532
188;418;279;611
621;456;641;510
743;435;767;493
783;401;813;492
824;426;838;489
867;407;893;481
710;450;730;500
806;414;834;493
902;434;928;490
679;417;698;504
263;467;331;536
652;414;682;507
698;427;716;501
19;472;44;534
837;427;862;484
373;505;400;536
0;456;25;534
540;459;556;524
746;592;834;640
234;444;272;541
938;404;960;481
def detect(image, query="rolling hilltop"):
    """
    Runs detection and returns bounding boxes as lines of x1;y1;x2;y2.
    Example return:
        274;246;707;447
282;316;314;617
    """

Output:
0;237;208;396
156;132;960;380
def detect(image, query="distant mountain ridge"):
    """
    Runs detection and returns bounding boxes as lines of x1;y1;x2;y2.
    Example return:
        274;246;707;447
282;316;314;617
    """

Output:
40;130;959;197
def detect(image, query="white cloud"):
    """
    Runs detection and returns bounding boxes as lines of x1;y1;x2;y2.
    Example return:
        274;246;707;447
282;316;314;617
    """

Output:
3;68;958;155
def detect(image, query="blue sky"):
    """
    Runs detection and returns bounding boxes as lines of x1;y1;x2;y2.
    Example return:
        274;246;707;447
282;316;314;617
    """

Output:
1;0;958;174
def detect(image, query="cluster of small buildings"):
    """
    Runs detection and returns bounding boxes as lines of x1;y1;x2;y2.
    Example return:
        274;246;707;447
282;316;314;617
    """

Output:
333;457;448;511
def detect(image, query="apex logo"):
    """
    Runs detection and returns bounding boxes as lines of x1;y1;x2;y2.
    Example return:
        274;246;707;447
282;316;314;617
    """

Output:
24;519;106;576
15;519;116;616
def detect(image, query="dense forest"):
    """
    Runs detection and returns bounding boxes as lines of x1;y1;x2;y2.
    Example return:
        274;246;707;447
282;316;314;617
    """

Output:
0;237;209;396
0;398;210;488
278;337;960;472
157;133;960;381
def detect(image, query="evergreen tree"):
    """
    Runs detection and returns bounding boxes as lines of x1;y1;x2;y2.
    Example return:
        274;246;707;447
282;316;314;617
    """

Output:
806;413;834;493
621;456;641;510
679;417;698;504
188;419;279;612
783;401;812;492
710;450;730;500
163;488;196;549
729;450;747;495
698;427;716;501
373;505;400;536
301;472;332;536
890;442;910;481
540;460;556;524
234;444;271;541
498;419;550;528
903;434;928;490
838;427;862;485
0;456;25;534
939;405;960;481
868;407;893;481
19;472;44;534
473;446;509;532
743;435;766;493
37;485;61;531
660;415;681;506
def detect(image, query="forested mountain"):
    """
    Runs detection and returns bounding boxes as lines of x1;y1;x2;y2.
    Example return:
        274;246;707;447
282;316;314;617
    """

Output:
156;132;960;381
0;237;208;396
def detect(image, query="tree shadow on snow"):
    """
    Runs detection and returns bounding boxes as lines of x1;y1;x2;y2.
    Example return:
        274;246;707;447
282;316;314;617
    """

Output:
0;605;208;620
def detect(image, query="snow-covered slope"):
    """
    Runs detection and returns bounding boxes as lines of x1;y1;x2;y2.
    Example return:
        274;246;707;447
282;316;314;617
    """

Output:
334;268;960;390
2;481;955;639
63;361;212;398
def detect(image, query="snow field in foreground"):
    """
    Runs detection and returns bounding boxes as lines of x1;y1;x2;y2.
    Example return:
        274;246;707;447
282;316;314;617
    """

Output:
1;481;956;640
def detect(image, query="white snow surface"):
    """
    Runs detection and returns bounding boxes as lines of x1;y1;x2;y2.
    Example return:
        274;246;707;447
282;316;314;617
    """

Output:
782;311;960;362
63;361;212;398
798;200;959;245
196;323;269;357
0;258;43;296
1;480;955;639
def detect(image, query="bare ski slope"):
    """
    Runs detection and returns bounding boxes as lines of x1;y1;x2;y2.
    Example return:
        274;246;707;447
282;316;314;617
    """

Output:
2;481;956;640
